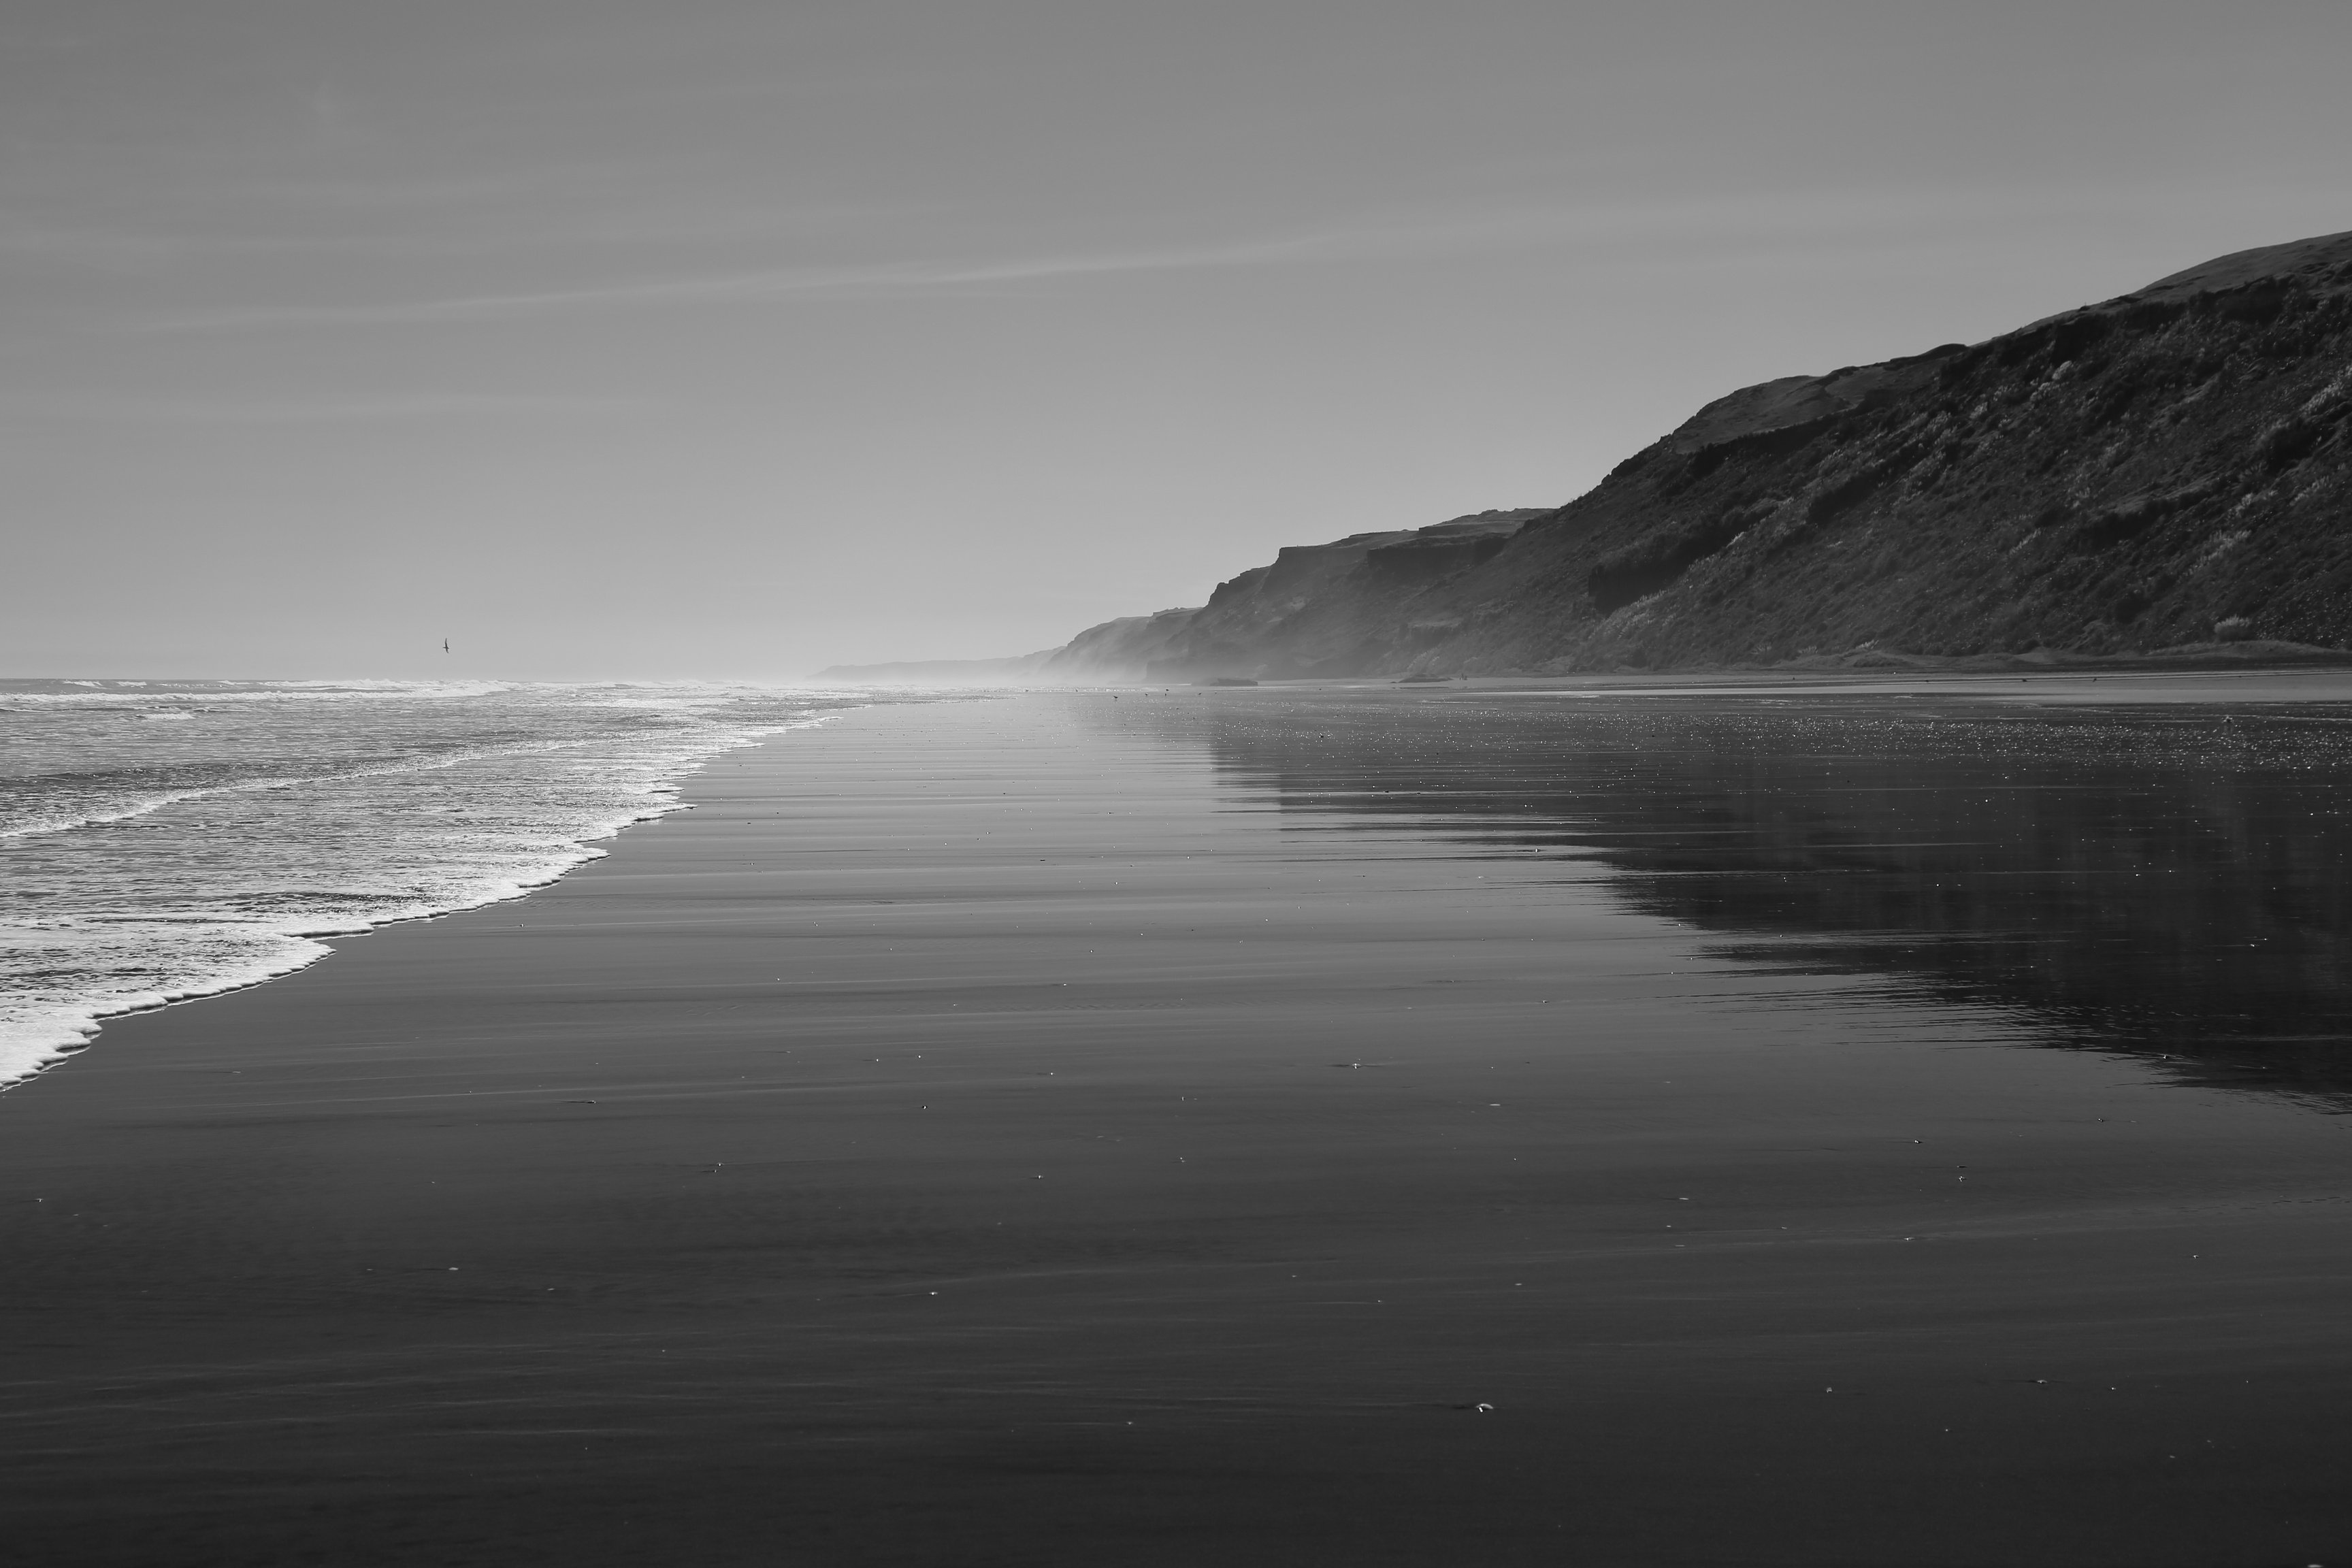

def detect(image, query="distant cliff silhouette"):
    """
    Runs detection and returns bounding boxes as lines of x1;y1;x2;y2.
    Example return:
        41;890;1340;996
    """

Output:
833;229;2352;683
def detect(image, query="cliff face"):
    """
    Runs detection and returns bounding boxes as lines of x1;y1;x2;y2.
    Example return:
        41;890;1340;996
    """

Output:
1128;229;2352;679
1135;510;1547;680
822;230;2352;686
1035;606;1200;681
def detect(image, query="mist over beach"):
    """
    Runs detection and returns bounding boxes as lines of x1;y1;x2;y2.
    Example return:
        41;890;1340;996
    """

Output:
10;4;2352;1565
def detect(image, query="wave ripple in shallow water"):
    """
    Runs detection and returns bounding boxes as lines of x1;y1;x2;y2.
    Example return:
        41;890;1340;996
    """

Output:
0;679;860;1085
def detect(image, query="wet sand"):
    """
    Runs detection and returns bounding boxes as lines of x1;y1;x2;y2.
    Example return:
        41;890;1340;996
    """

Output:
1446;662;2352;703
5;689;2351;1565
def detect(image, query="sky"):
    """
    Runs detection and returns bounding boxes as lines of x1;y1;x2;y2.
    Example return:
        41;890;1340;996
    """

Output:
5;1;2350;680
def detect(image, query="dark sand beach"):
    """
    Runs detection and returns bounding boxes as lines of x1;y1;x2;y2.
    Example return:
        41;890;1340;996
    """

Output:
7;683;2352;1565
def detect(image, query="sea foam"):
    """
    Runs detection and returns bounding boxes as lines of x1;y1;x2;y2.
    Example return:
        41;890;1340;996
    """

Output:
0;679;861;1087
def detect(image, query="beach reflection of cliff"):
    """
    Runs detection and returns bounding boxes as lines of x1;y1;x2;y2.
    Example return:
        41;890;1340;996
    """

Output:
1162;694;2352;1100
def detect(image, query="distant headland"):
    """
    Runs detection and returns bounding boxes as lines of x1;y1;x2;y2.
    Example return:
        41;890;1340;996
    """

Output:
817;229;2352;684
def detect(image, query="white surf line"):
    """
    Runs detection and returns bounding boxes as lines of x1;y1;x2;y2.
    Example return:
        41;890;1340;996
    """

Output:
0;712;848;1091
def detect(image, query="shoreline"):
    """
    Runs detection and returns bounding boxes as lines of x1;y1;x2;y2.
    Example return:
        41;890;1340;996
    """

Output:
5;695;2350;1564
827;653;2352;700
14;666;2340;1090
0;706;848;1092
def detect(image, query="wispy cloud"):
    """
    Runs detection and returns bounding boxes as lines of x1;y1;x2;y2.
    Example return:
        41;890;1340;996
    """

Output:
129;184;2147;334
3;391;649;422
142;233;1355;331
0;191;939;263
137;201;1719;332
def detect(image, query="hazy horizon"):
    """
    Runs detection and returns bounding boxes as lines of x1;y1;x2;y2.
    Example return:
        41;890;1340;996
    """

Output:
9;1;2351;680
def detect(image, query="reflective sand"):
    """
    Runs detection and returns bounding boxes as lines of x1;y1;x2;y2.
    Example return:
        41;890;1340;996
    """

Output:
3;687;2347;1565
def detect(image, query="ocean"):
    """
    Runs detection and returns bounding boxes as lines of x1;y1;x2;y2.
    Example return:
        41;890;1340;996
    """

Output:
0;678;864;1087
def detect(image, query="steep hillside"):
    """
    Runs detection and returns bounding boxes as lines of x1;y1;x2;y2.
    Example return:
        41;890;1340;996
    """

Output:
935;510;1546;684
1133;510;1546;680
1144;229;2352;679
1036;606;1201;681
818;230;2352;685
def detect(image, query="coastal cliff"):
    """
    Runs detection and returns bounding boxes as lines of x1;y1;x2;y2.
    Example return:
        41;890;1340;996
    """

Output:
1417;227;2352;674
827;229;2352;683
1129;510;1547;681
